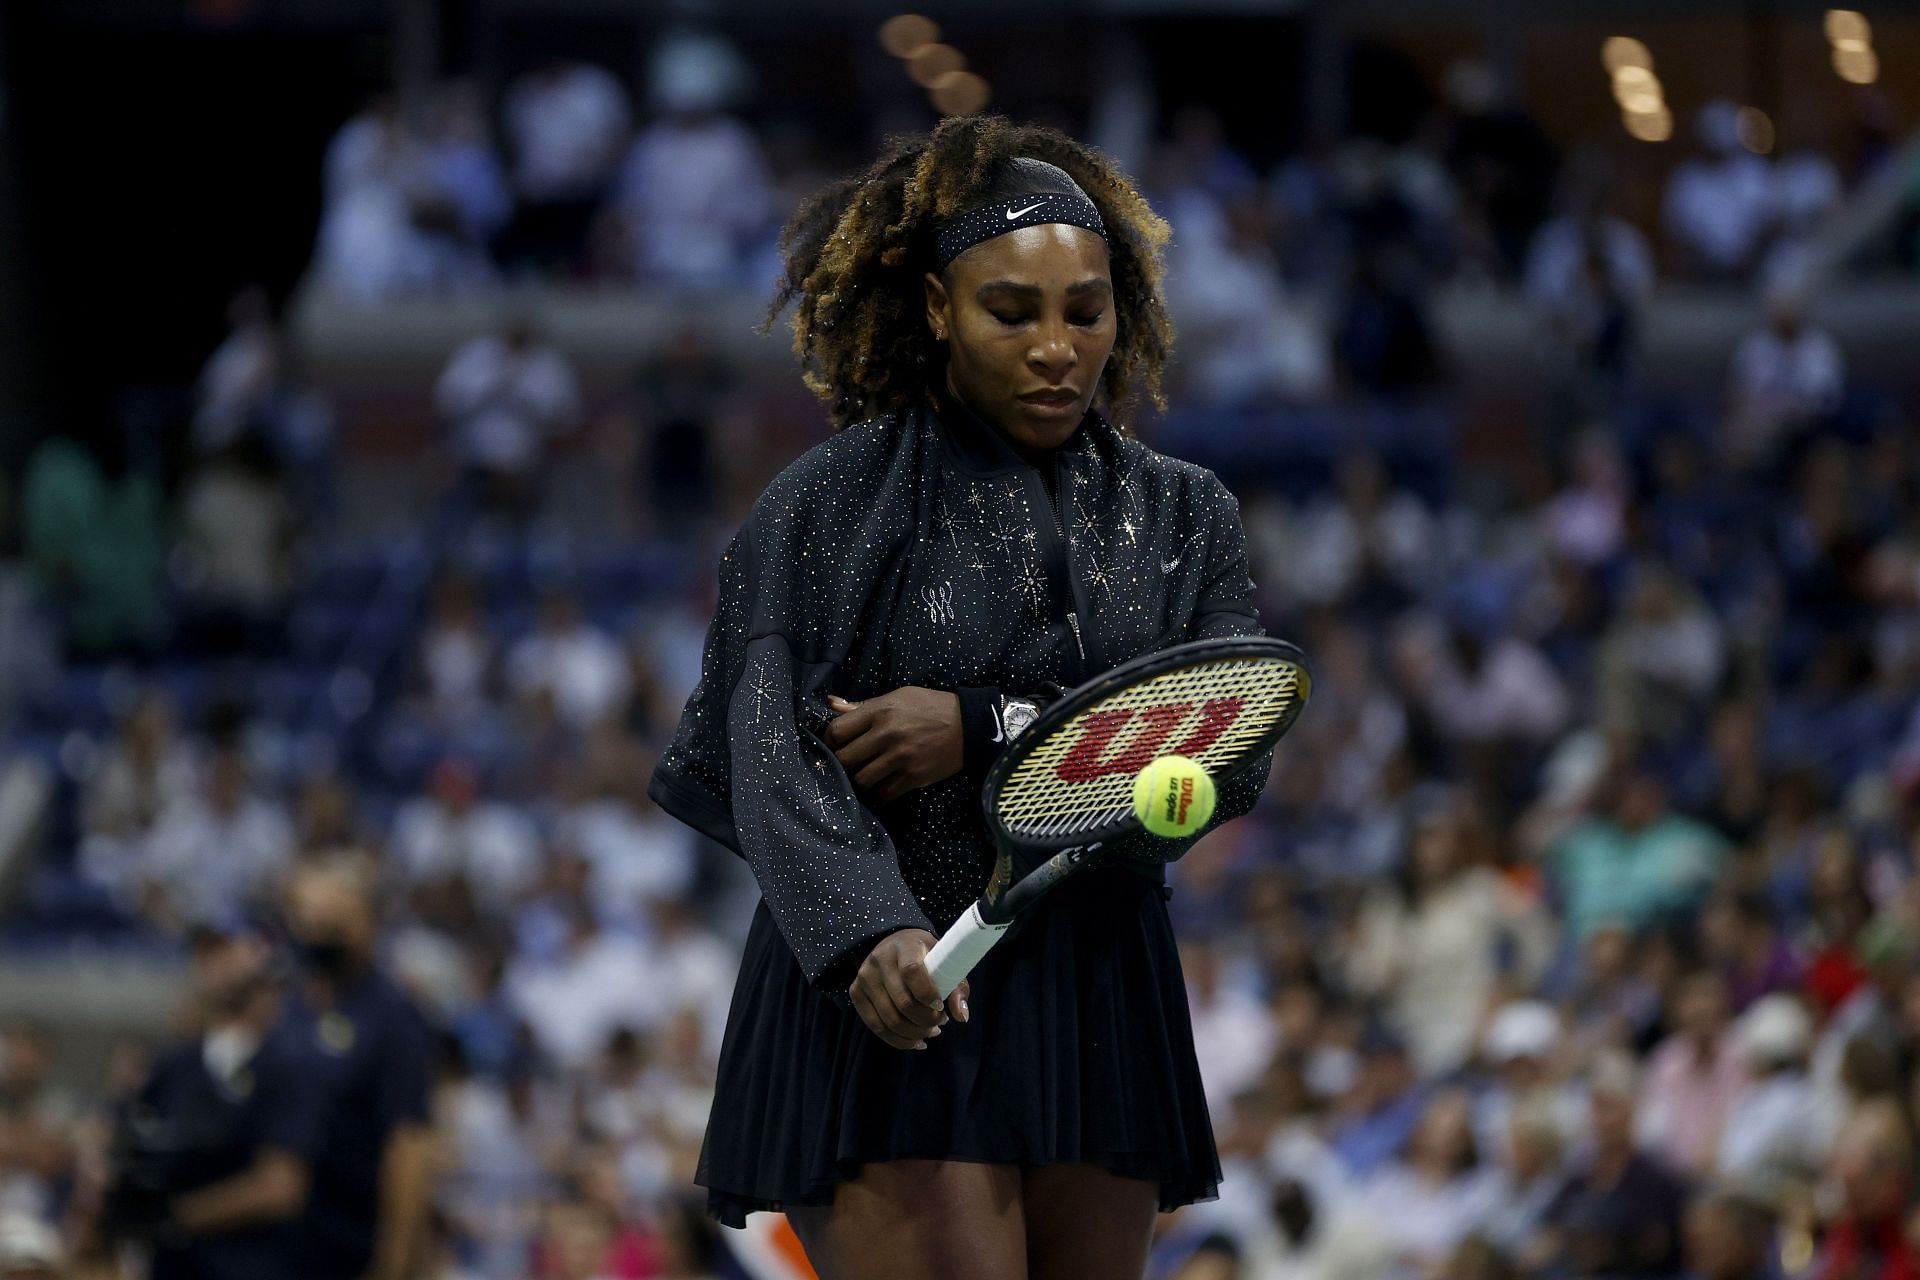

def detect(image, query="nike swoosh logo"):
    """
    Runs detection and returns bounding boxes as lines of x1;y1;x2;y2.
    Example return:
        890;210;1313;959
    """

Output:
1161;558;1181;573
1005;201;1047;220
988;703;1005;744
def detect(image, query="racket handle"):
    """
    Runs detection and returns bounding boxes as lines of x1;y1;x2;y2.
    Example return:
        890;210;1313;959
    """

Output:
926;901;1010;998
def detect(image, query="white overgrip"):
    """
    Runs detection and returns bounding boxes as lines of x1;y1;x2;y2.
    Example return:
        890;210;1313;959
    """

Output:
926;901;1011;998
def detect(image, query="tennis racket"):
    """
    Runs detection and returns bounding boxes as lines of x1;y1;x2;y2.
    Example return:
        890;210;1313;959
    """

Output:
926;635;1312;998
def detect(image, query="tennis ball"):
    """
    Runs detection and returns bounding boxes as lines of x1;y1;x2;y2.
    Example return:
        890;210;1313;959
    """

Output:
1132;755;1216;837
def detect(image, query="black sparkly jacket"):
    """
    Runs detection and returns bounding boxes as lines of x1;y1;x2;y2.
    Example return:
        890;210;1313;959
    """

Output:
648;393;1273;991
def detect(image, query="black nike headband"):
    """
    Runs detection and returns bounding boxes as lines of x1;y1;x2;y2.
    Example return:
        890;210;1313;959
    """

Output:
933;189;1108;270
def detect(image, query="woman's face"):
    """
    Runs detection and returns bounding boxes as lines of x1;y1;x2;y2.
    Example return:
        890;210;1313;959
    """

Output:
925;223;1115;454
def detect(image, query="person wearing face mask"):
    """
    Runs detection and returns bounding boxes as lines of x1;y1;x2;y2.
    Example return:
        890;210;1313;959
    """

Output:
649;115;1274;1278
96;922;322;1280
281;854;437;1280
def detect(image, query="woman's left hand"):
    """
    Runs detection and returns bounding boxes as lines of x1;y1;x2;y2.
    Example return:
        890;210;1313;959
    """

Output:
823;687;963;804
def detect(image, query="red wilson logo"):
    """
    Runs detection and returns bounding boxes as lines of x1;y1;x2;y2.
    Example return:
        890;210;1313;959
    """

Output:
1053;697;1246;782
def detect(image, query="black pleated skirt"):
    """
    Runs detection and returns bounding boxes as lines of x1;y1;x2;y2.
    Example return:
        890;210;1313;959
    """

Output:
696;868;1222;1228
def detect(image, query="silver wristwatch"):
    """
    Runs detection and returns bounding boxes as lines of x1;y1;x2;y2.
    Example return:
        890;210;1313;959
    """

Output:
999;694;1040;741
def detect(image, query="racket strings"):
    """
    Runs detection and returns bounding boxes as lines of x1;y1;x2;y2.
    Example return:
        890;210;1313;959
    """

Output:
994;657;1307;840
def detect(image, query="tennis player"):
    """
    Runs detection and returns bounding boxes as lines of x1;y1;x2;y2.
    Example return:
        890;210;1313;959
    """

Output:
648;115;1274;1279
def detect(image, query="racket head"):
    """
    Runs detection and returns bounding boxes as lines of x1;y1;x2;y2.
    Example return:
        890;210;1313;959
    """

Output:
983;636;1312;854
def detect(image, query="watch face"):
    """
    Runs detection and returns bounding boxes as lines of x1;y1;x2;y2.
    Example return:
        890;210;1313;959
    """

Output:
1003;699;1039;740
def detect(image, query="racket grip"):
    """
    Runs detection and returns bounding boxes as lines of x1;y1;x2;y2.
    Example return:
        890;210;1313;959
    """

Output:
926;901;1010;998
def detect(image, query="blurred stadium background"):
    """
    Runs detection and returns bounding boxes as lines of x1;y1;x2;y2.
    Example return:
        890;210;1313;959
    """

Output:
1;0;1919;1276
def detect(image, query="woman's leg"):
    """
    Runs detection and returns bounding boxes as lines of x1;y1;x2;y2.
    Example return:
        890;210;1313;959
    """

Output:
786;1158;1027;1280
1020;1164;1159;1280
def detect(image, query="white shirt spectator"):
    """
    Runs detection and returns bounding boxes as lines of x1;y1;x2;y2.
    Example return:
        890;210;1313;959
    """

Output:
1187;979;1279;1123
617;112;773;290
1281;492;1438;609
434;333;582;476
421;619;495;725
510;928;663;1070
559;798;697;915
1716;1070;1834;1180
1347;869;1548;1076
1160;191;1330;405
1663;102;1776;276
1726;311;1844;466
315;103;485;298
193;315;277;454
140;775;294;924
1398;626;1570;746
1357;1163;1503;1273
503;63;630;202
506;611;630;731
392;794;543;913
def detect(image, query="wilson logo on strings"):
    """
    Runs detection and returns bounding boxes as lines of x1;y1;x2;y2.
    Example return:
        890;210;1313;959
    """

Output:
1053;697;1246;782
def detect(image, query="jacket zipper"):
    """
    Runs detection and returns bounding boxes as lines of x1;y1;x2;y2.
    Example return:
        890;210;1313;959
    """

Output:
1051;452;1089;667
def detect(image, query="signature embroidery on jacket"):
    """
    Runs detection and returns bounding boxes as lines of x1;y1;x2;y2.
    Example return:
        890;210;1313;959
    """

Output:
922;580;956;624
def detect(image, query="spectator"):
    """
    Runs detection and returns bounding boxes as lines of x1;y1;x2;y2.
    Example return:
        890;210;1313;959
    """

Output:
21;434;165;657
1717;993;1834;1185
391;757;542;918
506;589;630;733
1482;1097;1566;1251
1160;190;1329;407
1699;891;1801;1012
192;286;281;455
316;93;492;298
1595;563;1726;744
1664;100;1776;280
0;1027;78;1226
1327;1029;1428;1182
1358;1089;1503;1277
0;1214;63;1280
1637;970;1746;1178
435;320;583;522
412;573;500;730
1346;797;1549;1075
615;31;770;291
1725;288;1844;477
81;692;198;849
1524;1051;1685;1277
498;60;630;273
1548;758;1730;943
598;325;731;535
1334;246;1442;397
138;744;295;933
1281;453;1437;613
1816;1098;1915;1280
556;736;698;924
1473;1000;1581;1162
1185;940;1278;1121
421;82;512;255
1681;1190;1780;1280
173;435;299;654
1392;610;1570;754
508;905;657;1072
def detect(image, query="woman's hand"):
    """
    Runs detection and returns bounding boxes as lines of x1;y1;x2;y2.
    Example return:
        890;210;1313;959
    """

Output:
823;687;963;804
850;928;970;1050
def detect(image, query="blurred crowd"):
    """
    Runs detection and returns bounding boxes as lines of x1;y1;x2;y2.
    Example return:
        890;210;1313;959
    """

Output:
302;30;1915;420
4;21;1920;1280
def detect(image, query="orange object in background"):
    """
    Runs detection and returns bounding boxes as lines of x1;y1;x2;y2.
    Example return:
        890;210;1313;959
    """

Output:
726;1212;819;1280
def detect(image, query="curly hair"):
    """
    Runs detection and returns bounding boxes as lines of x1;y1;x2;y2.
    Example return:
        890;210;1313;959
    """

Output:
763;115;1175;431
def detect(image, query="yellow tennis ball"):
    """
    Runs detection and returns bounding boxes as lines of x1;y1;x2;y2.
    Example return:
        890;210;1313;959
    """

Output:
1132;755;1216;837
